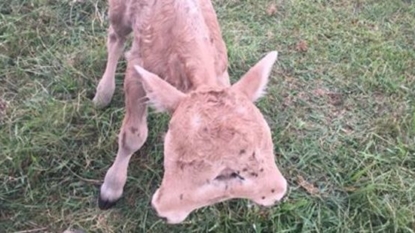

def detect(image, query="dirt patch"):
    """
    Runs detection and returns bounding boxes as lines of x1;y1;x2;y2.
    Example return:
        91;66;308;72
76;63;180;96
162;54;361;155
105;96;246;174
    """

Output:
312;88;343;106
283;87;344;108
296;40;308;52
297;175;319;195
266;3;277;16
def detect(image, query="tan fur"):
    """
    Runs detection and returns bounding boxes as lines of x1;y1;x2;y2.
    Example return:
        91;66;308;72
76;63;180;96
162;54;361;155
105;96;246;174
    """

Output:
95;0;287;224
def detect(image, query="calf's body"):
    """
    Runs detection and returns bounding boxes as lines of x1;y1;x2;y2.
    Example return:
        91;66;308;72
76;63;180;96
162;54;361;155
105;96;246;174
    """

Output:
94;0;287;224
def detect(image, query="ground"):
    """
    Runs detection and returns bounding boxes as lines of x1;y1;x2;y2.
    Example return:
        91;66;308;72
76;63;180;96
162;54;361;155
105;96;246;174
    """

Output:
0;0;414;232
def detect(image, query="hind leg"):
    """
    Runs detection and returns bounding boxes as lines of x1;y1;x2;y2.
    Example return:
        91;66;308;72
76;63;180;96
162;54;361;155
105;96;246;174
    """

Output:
98;61;148;209
93;20;131;108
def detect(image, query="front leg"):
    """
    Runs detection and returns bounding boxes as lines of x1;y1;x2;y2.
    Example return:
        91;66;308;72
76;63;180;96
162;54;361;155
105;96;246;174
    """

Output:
98;62;148;209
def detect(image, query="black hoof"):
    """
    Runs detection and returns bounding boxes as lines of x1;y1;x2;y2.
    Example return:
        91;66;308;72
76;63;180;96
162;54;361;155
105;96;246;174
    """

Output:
98;195;118;210
86;91;95;100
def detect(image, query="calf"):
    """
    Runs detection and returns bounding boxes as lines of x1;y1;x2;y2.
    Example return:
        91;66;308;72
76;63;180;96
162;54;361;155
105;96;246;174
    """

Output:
93;0;287;224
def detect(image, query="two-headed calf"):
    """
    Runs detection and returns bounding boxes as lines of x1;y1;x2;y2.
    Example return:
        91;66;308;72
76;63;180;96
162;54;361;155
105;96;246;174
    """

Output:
93;0;287;224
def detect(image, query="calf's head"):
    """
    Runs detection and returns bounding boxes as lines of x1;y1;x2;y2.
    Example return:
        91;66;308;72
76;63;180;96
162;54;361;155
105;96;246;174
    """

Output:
134;51;287;224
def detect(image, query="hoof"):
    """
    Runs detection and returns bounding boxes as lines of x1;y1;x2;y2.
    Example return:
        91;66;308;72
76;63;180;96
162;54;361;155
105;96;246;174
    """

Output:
98;195;118;210
92;95;112;109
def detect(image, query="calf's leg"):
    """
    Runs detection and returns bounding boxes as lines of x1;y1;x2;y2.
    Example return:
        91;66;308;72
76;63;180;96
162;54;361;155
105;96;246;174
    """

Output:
93;24;129;108
99;62;148;209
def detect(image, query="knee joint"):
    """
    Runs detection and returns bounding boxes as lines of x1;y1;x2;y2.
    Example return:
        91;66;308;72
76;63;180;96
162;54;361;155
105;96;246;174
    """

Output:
119;126;148;153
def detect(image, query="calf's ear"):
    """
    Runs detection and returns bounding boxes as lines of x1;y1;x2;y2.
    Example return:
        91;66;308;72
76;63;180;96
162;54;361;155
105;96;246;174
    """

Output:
134;65;186;113
231;51;278;102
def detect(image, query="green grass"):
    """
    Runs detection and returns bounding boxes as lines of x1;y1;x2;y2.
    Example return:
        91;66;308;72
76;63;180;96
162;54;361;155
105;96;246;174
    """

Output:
1;0;415;232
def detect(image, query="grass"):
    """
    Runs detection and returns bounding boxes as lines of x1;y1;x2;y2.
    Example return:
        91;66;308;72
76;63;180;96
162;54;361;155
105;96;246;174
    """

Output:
1;0;414;232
